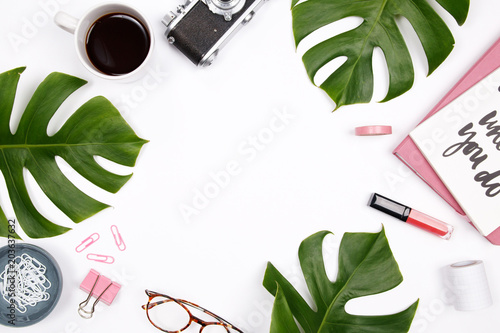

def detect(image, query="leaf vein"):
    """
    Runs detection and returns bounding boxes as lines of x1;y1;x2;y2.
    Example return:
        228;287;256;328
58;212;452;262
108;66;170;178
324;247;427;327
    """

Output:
318;233;382;331
339;0;389;99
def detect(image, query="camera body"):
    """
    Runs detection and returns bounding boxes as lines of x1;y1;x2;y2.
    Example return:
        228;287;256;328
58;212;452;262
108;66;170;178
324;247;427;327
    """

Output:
162;0;266;66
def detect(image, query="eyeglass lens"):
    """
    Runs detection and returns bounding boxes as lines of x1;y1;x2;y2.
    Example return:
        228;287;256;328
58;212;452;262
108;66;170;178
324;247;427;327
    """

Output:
201;324;231;333
147;296;190;331
147;296;232;333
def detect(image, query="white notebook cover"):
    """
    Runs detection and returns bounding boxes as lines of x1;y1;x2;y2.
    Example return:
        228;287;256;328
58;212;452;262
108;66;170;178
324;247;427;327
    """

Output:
410;67;500;236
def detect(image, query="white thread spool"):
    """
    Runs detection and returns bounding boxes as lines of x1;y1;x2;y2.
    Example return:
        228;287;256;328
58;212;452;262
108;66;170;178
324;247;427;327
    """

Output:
446;260;493;311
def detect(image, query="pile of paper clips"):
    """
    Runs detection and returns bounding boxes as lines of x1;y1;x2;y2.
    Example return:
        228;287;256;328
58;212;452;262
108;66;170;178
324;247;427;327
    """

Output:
0;254;52;313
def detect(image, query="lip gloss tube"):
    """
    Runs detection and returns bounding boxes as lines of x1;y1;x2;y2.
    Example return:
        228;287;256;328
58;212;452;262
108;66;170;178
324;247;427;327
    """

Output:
368;193;454;239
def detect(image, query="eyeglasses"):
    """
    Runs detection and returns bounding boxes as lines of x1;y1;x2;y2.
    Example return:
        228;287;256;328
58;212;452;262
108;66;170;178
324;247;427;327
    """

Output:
142;290;244;333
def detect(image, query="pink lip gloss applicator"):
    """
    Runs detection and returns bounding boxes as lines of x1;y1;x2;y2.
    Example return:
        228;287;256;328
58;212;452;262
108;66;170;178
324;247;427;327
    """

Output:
368;193;454;239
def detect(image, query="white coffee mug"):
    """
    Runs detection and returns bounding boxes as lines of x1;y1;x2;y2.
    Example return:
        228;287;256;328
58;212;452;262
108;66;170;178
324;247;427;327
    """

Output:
54;3;154;81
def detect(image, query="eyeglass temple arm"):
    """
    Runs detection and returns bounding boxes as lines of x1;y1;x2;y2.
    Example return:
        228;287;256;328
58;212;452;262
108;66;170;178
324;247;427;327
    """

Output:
180;300;244;333
141;299;170;310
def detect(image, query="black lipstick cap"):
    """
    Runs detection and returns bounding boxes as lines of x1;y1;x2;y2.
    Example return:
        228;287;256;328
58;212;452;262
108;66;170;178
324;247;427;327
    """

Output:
368;193;411;222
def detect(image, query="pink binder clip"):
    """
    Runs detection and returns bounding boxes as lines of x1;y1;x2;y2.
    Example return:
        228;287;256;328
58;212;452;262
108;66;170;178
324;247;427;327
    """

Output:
110;225;126;251
76;233;100;253
79;269;121;319
87;253;115;264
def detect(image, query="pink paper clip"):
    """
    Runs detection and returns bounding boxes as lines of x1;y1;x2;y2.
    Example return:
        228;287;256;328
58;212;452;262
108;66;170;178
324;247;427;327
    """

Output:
87;253;115;264
110;225;126;251
76;233;100;253
79;269;121;319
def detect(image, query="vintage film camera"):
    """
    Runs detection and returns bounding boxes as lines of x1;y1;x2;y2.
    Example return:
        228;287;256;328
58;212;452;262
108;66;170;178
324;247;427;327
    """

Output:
162;0;266;66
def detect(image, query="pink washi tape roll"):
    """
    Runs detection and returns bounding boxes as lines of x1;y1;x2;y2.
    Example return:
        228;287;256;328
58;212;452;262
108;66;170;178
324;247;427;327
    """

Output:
355;125;392;136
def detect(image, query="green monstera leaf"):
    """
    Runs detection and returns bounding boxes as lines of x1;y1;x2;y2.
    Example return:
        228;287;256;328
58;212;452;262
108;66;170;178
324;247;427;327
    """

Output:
292;0;470;109
263;228;418;332
0;67;147;239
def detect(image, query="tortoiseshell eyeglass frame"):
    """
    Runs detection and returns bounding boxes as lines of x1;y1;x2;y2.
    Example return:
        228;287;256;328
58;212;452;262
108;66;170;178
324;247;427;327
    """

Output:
142;290;244;333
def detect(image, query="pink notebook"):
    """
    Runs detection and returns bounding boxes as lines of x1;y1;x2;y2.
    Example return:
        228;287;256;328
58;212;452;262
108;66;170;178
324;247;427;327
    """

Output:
394;37;500;245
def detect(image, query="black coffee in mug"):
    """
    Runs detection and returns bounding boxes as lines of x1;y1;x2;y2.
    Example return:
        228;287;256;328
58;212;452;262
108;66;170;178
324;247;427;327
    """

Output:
85;13;151;76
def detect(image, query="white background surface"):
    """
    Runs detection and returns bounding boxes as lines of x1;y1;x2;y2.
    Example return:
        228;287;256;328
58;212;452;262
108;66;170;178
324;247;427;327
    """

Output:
1;0;500;332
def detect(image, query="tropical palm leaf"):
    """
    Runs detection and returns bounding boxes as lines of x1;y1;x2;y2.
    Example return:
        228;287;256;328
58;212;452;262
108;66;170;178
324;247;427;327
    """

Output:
0;67;147;238
292;0;470;109
263;228;419;332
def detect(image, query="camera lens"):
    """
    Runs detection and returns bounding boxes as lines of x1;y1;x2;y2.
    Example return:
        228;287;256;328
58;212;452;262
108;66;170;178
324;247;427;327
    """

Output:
207;0;245;21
